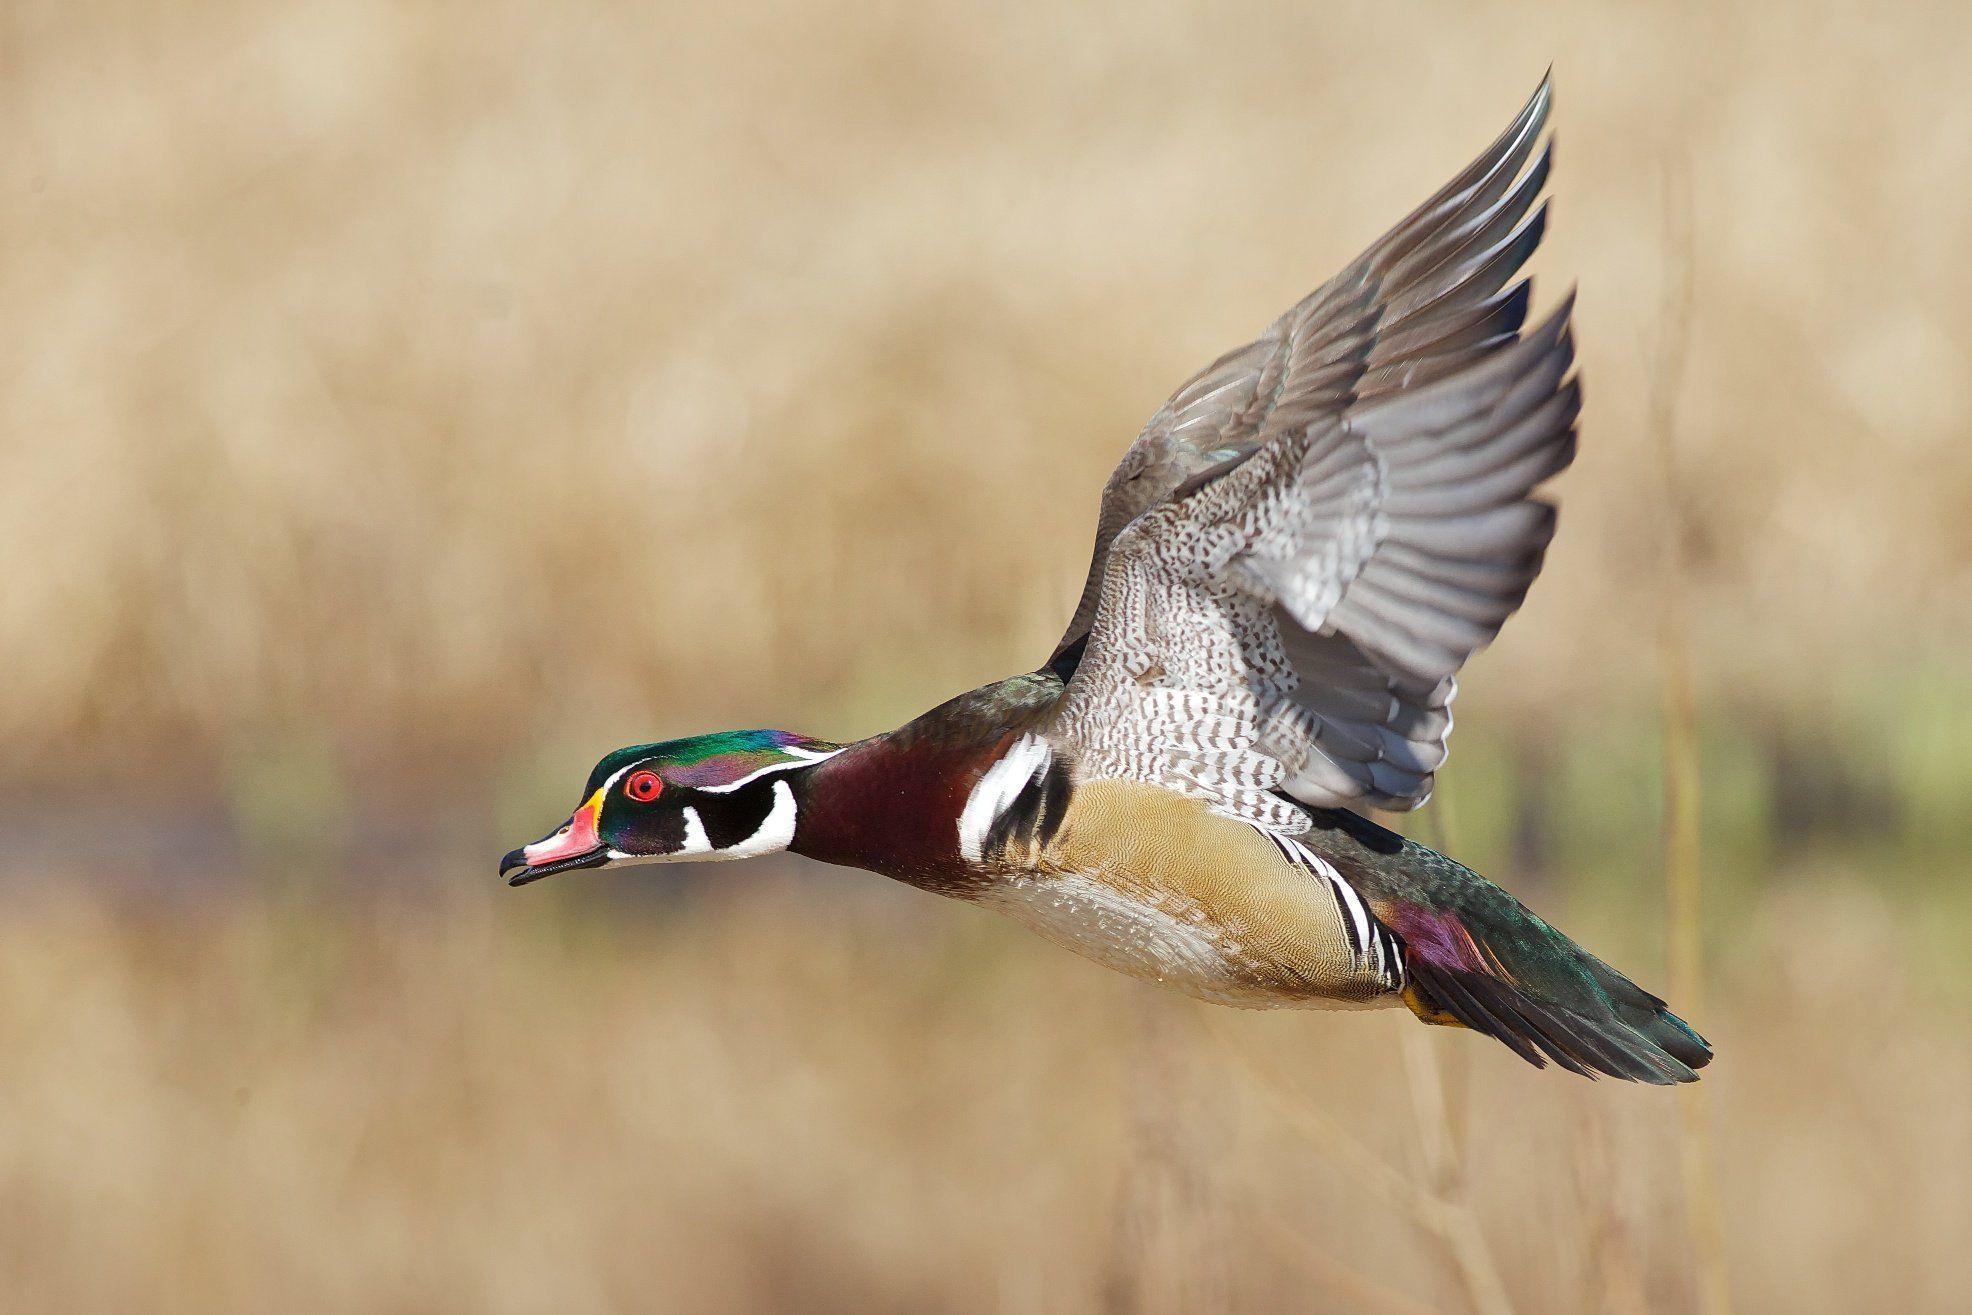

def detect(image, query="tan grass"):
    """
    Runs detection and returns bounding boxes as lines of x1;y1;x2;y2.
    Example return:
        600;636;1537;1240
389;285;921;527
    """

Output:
2;0;1968;769
0;873;1965;1313
1648;153;1733;1315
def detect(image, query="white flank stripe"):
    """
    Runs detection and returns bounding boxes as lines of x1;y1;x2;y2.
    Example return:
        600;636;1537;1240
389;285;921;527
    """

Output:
958;735;1051;863
1277;831;1391;983
1297;840;1372;952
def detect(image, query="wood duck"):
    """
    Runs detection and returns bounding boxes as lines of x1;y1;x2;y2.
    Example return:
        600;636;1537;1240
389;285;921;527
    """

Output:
502;77;1711;1083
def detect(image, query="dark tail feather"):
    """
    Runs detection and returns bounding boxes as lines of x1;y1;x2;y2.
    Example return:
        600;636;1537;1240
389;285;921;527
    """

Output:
1401;947;1712;1085
1302;807;1712;1084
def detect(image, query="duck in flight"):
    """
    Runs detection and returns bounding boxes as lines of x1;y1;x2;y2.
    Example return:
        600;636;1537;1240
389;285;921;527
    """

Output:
502;77;1712;1083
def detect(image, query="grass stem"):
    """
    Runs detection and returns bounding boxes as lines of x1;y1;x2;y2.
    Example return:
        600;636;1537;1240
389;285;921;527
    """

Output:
1649;158;1732;1315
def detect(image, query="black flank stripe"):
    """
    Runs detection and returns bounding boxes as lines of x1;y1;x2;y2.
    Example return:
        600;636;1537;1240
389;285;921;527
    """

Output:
983;757;1075;861
1032;757;1074;850
1326;875;1365;959
1274;831;1410;988
1375;927;1406;989
984;779;1045;859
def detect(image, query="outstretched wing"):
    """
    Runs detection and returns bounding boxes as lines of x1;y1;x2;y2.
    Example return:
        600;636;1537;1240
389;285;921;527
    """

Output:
1052;75;1555;667
1049;292;1579;829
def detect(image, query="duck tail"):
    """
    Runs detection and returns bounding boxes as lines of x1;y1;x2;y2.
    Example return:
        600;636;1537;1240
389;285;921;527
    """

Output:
1380;892;1712;1084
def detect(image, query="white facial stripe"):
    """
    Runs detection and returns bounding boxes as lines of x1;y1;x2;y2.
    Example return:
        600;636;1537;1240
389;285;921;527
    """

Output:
679;807;712;854
614;781;799;865
958;735;1051;864
697;746;843;794
599;749;819;866
718;780;798;859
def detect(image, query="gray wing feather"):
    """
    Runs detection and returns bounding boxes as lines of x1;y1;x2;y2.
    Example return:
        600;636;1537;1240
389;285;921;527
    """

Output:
1052;296;1579;826
1053;74;1556;661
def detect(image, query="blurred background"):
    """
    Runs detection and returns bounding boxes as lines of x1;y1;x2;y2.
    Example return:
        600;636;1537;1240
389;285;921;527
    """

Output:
3;1;1968;1310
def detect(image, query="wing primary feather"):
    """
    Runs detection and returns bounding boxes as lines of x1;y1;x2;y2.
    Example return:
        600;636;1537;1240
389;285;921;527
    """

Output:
1379;431;1577;517
1387;142;1553;312
1364;279;1533;381
1366;75;1552;278
1381;205;1550;346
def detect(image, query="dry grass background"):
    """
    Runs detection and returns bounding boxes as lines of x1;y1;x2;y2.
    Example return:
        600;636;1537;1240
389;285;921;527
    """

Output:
3;1;1971;1311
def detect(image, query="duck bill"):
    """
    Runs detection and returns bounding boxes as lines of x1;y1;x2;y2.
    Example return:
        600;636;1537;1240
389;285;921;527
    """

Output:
502;790;610;886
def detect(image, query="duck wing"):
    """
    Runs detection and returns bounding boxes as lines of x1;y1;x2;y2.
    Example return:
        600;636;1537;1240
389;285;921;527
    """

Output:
1052;74;1556;676
1048;216;1578;825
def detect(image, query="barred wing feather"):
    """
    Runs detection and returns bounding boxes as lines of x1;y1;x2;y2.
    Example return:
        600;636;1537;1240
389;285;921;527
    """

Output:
1051;298;1579;826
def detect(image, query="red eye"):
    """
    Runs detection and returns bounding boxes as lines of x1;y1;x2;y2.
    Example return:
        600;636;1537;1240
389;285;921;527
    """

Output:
624;770;664;802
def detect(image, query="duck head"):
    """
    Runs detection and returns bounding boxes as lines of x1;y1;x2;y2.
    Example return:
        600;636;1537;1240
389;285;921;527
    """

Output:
501;729;841;885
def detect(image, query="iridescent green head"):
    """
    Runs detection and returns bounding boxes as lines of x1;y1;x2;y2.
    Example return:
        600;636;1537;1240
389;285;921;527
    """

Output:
501;730;842;885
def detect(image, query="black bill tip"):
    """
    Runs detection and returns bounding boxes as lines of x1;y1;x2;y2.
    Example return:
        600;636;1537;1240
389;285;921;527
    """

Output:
501;846;611;887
